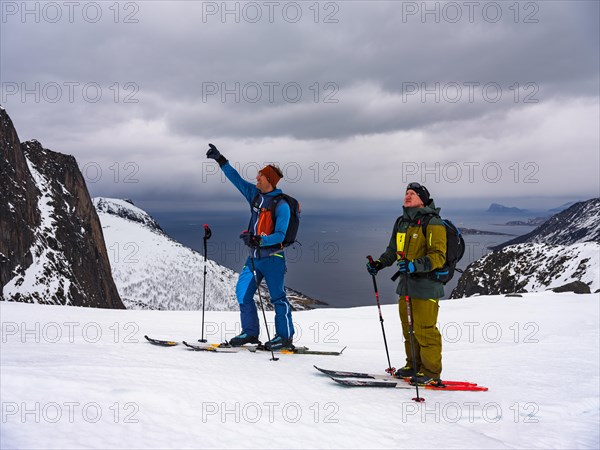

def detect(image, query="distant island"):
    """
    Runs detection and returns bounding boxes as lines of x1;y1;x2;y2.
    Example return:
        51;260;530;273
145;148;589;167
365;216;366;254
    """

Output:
500;217;548;226
486;203;528;214
460;228;515;236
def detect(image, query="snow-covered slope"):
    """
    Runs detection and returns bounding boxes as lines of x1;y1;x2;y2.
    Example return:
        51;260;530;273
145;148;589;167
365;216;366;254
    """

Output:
454;198;600;298
93;198;322;310
453;242;600;297
94;198;166;235
494;197;600;249
1;293;598;449
94;197;238;310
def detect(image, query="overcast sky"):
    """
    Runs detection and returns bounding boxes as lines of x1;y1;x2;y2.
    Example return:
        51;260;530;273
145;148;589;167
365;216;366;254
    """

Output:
2;0;599;212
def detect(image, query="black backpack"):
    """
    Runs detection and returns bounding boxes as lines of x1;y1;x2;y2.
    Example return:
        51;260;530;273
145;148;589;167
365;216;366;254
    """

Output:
419;214;465;284
251;193;300;247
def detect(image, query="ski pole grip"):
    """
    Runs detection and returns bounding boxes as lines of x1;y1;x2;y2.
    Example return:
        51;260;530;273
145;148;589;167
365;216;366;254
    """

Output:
392;251;406;281
203;224;212;240
367;255;374;264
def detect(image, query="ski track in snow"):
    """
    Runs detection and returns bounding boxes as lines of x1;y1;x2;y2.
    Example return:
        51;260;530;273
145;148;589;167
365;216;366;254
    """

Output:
1;292;599;449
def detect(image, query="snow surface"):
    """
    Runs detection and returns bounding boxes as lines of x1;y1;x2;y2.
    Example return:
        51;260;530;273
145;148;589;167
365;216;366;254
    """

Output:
1;293;599;449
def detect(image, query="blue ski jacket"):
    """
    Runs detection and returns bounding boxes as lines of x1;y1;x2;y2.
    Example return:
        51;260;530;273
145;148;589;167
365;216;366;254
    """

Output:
221;162;290;258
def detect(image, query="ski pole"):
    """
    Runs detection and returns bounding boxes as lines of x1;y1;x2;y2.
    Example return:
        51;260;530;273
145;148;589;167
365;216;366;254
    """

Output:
248;242;278;362
366;256;395;375
199;224;212;343
398;251;424;403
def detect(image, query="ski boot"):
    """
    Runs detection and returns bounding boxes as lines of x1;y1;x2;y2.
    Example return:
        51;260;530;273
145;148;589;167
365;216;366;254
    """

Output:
409;372;444;387
228;333;260;347
263;335;294;351
394;366;415;378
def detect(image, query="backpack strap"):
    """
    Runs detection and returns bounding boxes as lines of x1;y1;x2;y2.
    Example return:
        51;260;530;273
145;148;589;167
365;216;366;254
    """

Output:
270;193;284;210
251;193;285;215
416;213;437;236
251;193;262;210
393;216;403;232
267;194;292;249
249;193;265;234
250;193;287;234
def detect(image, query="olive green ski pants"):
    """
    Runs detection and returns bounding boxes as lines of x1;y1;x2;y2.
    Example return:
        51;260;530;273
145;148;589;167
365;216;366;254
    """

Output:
398;297;442;378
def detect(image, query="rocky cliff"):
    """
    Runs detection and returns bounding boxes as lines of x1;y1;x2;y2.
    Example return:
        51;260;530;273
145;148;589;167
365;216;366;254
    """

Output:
0;107;40;292
1;107;124;308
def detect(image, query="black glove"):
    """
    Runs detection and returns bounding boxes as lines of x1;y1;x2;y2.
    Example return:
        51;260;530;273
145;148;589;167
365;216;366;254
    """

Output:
206;143;228;166
240;231;261;249
366;259;383;275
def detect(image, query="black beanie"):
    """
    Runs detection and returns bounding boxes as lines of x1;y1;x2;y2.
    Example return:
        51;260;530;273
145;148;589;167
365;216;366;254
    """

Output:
406;182;431;206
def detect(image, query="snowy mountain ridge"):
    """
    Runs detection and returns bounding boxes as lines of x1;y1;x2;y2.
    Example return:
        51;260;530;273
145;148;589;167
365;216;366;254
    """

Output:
93;198;165;235
452;241;600;297
94;197;324;311
493;197;600;249
454;198;600;297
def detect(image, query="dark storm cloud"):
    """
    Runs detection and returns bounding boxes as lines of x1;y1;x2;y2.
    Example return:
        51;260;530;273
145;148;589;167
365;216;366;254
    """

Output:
1;1;598;207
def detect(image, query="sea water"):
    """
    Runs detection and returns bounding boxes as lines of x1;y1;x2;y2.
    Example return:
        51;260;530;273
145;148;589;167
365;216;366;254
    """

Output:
151;207;540;308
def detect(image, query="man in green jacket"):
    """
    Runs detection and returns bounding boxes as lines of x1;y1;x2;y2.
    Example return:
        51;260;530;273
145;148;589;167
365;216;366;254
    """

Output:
366;182;447;386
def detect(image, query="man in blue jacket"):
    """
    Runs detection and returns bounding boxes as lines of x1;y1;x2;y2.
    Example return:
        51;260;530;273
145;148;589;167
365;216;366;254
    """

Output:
207;144;295;350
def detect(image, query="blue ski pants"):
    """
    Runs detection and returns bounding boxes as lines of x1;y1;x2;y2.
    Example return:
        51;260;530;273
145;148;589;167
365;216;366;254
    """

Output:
236;255;294;339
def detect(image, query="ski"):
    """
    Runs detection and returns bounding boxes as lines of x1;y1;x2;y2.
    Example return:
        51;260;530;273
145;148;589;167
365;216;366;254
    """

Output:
145;337;249;352
184;343;345;355
202;343;347;355
146;337;346;355
330;377;488;391
182;341;241;353
314;366;480;387
144;335;179;347
250;345;347;356
204;342;347;355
